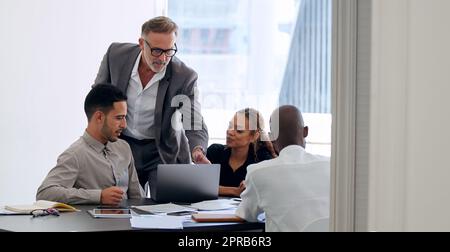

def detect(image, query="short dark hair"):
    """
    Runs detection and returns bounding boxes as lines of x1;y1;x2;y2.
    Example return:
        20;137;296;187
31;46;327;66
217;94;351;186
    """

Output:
141;16;178;36
84;84;127;120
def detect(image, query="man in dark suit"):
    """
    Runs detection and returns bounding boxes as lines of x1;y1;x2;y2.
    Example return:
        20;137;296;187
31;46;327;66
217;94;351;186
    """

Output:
94;16;208;189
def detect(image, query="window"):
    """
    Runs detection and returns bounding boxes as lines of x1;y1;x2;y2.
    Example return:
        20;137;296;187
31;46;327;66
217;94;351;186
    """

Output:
169;0;331;156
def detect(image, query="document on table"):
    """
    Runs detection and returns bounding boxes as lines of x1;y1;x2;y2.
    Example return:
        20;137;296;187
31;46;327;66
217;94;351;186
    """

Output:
0;206;29;215
190;199;239;211
130;214;185;229
132;203;195;214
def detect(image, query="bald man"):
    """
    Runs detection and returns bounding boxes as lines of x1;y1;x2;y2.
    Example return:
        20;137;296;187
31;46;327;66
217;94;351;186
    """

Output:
236;105;330;232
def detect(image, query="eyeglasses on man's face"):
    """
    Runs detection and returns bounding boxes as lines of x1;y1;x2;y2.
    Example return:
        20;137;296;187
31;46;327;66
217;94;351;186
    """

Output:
31;208;60;218
143;40;177;57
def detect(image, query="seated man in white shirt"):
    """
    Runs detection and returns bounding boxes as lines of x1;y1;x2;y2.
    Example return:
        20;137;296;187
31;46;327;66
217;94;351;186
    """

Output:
36;84;144;205
236;105;330;232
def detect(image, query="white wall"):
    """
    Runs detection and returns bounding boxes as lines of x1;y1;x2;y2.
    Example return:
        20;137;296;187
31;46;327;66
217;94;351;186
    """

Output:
0;0;161;205
366;0;450;231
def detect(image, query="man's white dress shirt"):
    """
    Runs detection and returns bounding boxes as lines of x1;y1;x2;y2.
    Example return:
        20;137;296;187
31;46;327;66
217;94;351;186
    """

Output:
123;52;167;140
236;145;330;232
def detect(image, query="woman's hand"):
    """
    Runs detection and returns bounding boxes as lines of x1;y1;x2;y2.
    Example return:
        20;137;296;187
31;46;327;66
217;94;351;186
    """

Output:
219;182;246;197
238;180;246;193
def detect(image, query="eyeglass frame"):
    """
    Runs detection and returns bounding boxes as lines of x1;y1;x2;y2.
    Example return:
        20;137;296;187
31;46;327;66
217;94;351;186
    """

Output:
143;39;178;57
31;208;60;218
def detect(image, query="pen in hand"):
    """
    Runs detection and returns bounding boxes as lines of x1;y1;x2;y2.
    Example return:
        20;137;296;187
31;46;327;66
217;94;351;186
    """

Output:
101;186;124;206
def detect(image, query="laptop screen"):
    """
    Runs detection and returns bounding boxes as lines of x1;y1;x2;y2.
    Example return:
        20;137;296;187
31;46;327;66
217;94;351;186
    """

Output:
150;164;220;203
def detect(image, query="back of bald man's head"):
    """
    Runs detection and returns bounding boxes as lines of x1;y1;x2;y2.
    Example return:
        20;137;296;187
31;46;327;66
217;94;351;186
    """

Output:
270;105;306;150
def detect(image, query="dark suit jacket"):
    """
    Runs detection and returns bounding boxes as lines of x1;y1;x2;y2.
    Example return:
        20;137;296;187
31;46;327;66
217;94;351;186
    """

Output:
94;43;208;164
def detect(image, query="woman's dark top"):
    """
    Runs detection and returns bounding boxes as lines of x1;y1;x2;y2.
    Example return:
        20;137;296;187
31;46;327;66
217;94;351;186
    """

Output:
206;144;273;187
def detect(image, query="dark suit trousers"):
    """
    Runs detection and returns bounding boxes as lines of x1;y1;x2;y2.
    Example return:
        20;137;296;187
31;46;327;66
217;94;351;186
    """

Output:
120;134;162;189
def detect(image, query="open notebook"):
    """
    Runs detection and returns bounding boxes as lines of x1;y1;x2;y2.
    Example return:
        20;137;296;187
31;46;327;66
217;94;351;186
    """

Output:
5;200;78;214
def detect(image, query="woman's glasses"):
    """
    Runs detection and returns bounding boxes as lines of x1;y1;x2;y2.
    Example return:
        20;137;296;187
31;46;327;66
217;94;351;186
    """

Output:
31;208;60;218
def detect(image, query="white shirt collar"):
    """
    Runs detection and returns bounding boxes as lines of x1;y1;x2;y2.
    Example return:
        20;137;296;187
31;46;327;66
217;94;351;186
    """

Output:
131;52;142;77
278;145;306;156
131;52;167;86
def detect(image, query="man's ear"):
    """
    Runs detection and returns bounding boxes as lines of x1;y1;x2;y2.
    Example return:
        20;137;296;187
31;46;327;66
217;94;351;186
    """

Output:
138;38;145;50
93;111;105;124
303;126;309;138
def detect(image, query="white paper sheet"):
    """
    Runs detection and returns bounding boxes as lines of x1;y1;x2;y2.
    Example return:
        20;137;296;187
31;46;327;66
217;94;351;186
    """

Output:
0;206;28;215
190;199;239;211
130;215;184;229
132;203;195;214
0;207;14;214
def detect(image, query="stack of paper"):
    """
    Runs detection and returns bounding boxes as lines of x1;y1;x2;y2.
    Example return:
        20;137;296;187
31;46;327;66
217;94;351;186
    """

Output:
130;215;185;229
129;200;240;229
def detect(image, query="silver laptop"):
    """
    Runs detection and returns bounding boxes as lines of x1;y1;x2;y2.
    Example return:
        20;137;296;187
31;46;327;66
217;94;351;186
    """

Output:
150;164;220;203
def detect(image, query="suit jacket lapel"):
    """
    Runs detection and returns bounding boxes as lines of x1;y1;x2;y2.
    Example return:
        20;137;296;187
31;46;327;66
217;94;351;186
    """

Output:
116;47;141;94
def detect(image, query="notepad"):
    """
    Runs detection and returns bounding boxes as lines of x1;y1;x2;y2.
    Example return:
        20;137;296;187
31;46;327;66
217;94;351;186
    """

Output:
5;200;78;214
0;207;30;215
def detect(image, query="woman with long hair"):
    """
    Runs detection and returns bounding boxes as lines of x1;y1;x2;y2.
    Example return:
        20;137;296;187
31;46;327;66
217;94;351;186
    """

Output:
197;108;277;197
